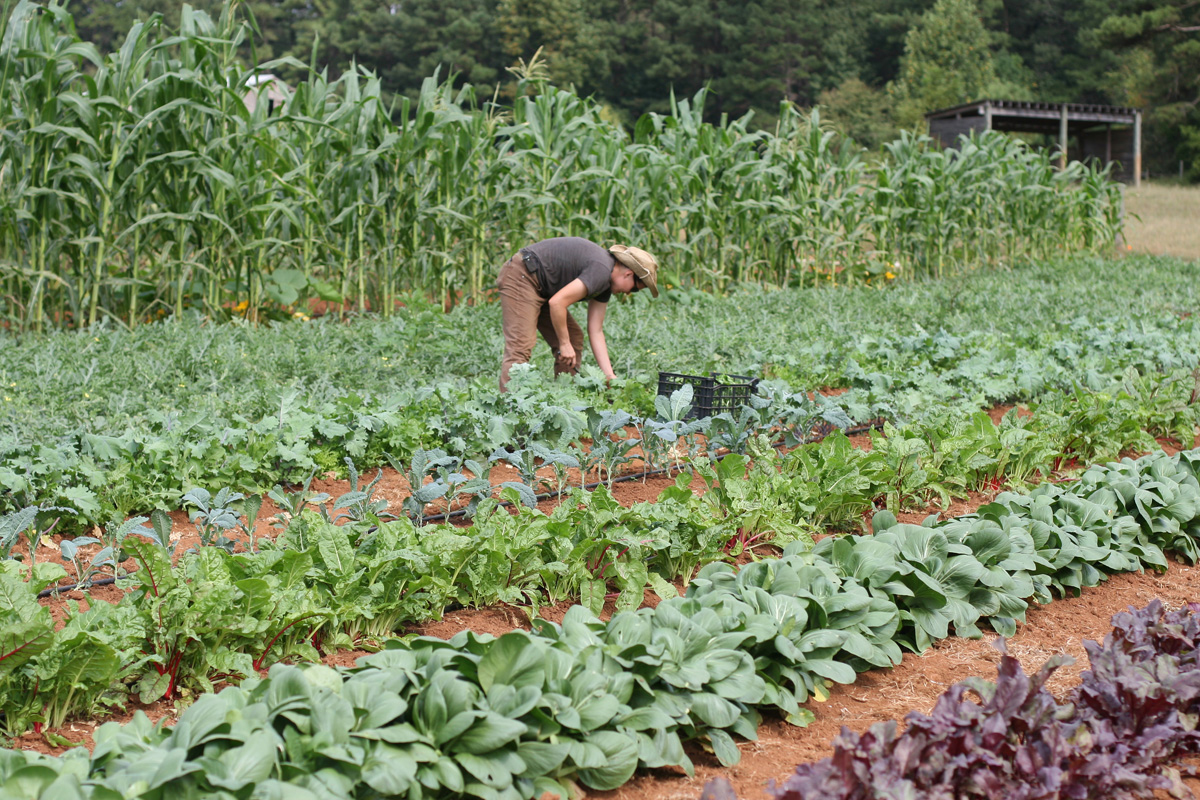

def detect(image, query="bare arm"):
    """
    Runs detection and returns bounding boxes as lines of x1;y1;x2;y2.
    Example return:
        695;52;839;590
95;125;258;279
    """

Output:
586;299;615;379
548;279;589;368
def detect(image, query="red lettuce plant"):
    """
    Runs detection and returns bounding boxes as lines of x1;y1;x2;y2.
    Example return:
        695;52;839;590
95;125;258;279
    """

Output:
700;600;1200;800
1070;600;1200;786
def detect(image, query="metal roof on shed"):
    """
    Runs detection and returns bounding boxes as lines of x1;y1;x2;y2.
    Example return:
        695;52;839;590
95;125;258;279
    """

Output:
926;99;1139;125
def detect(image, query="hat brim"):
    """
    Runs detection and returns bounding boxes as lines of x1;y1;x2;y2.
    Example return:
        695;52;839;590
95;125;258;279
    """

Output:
611;250;659;297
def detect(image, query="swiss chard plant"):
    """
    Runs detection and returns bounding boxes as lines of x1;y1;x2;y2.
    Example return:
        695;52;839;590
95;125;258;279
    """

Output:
693;436;814;554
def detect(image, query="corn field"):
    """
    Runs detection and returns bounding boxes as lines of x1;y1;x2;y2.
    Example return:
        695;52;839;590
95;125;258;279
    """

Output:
0;0;1124;331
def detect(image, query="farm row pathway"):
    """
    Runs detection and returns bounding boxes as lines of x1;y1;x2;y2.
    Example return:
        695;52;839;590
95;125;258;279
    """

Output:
13;410;1200;800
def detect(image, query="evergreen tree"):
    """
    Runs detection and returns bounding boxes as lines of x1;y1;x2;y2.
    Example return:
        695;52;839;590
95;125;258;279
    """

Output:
67;0;301;61
727;0;867;118
990;0;1117;102
1093;0;1199;117
1092;0;1200;179
588;0;882;127
887;0;1023;128
389;0;503;93
495;0;605;91
858;0;934;88
292;0;502;101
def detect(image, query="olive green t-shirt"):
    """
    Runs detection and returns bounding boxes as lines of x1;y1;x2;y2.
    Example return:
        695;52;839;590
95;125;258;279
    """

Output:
520;237;614;302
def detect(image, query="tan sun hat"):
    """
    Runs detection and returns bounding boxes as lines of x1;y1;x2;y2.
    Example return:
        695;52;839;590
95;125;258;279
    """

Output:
608;244;660;297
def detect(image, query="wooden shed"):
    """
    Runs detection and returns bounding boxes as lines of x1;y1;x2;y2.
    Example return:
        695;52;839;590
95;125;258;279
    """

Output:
925;99;1142;185
242;73;291;115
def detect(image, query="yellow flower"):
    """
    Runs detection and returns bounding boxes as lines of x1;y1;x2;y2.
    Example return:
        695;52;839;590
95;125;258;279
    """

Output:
3;397;9;402
885;271;896;280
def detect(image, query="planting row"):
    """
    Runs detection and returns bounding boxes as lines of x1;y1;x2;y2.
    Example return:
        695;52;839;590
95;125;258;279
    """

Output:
5;254;1197;449
0;384;1194;737
704;598;1200;800
0;383;1195;734
4;329;1198;537
0;2;1122;330
1;446;1199;798
4;253;1197;531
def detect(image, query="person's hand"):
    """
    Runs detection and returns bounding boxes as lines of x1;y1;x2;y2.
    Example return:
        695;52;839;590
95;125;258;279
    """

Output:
603;370;616;386
557;343;580;370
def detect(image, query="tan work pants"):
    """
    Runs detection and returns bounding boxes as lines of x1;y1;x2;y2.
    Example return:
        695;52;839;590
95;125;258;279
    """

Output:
498;253;584;391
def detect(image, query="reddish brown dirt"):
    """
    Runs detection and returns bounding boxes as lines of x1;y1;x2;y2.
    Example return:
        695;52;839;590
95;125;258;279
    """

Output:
29;451;710;616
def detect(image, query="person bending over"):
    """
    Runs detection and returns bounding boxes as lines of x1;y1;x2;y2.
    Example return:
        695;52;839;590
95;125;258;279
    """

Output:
497;237;659;392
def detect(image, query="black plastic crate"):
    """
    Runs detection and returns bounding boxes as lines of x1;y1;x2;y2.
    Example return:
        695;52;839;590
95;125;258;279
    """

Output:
656;372;760;419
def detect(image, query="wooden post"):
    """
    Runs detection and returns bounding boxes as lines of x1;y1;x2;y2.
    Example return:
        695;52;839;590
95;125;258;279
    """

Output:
1059;104;1068;170
1105;123;1112;164
1133;111;1142;187
983;101;992;132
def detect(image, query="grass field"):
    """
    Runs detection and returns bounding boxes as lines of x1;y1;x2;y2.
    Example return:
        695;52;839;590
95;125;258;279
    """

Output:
1122;181;1200;260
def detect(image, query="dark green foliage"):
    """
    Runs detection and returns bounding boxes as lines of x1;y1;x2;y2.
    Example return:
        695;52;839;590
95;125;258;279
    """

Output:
23;0;1194;170
888;0;1019;127
4;447;1200;795
1093;0;1200;179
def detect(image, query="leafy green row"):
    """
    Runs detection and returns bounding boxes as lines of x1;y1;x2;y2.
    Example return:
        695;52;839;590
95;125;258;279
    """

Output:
2;447;1199;799
2;382;1196;739
4;255;1196;448
4;339;1198;538
2;254;1198;531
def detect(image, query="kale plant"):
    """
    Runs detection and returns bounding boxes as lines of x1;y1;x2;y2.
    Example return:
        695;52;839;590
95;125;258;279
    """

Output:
267;471;332;533
182;487;244;552
323;458;392;524
584;409;641;486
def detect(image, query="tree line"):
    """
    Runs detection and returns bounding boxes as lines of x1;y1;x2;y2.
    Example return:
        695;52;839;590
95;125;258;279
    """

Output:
45;0;1200;179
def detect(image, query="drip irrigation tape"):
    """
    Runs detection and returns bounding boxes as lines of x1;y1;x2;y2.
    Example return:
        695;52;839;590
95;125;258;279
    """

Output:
33;419;885;599
37;575;118;599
